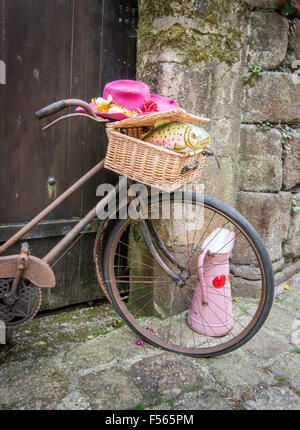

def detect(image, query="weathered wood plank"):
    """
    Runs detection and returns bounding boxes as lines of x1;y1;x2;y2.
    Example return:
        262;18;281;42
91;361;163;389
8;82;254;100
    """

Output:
100;0;138;90
0;0;137;310
0;0;5;224
0;218;101;241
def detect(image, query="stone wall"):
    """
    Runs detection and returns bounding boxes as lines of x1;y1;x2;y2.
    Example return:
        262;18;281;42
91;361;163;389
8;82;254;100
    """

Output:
137;0;300;283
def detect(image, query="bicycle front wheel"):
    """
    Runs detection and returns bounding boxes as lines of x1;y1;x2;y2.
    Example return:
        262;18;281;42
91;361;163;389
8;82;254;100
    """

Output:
103;193;274;358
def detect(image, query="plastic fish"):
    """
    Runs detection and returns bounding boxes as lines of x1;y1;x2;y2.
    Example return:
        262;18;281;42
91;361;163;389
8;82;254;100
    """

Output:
142;119;210;153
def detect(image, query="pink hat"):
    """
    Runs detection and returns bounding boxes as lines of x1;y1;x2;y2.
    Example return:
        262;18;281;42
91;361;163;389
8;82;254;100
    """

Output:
76;79;179;120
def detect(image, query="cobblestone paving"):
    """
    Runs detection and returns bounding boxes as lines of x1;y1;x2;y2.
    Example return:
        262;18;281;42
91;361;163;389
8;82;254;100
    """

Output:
0;274;299;410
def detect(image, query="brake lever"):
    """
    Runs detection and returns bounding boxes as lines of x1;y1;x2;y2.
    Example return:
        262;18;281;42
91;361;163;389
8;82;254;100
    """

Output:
202;148;221;169
42;112;109;132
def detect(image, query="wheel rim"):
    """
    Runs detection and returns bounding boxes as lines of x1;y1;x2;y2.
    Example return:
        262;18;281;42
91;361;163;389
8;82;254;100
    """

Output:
106;197;271;356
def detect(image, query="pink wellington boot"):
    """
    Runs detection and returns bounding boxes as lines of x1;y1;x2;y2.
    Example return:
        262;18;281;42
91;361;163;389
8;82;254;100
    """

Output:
187;228;235;337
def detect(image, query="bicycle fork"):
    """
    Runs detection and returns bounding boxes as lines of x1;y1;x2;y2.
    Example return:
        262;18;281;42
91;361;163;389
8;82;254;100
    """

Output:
138;220;191;288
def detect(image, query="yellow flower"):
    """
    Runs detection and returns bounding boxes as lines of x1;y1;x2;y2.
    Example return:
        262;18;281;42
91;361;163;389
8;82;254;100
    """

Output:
284;285;290;291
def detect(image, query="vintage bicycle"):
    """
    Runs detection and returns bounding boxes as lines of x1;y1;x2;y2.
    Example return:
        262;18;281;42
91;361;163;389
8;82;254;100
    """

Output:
0;99;274;357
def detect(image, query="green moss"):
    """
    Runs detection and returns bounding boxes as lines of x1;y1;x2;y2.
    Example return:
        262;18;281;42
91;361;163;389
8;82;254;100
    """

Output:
155;396;164;405
166;398;176;409
138;0;174;19
139;23;242;65
138;0;249;23
52;306;106;324
247;79;257;88
0;303;121;366
275;375;288;383
135;403;146;410
186;383;204;393
138;1;249;67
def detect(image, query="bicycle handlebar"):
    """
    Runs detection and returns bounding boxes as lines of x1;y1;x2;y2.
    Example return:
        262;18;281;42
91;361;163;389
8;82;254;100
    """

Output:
35;100;67;119
35;98;97;120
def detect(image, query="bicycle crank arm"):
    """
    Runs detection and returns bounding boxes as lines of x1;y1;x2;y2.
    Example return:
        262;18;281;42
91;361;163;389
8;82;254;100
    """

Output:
139;220;186;288
4;243;31;305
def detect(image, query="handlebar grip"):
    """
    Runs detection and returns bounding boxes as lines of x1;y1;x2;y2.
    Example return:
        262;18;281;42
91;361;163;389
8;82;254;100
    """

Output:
35;100;67;120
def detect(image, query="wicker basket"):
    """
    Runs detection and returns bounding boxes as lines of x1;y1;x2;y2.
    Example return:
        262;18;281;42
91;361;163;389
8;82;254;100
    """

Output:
104;109;211;193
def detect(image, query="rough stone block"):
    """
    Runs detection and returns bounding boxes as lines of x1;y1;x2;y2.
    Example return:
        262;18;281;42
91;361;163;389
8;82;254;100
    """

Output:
275;259;300;284
236;191;292;261
285;49;298;68
200;156;236;206
246;0;286;7
292;19;300;59
231;258;284;280
174;390;231;410
138;1;248;68
272;352;300;392
238;125;282;192
137;62;212;118
242;72;300;123
245;329;287;359
283;191;300;258
282;130;300;189
292;0;300;17
231;276;261;298
129;353;207;404
247;12;288;69
202;118;241;160
0;367;68;410
78;369;142;410
210;62;244;120
208;352;275;398
139;60;243;121
243;386;300;410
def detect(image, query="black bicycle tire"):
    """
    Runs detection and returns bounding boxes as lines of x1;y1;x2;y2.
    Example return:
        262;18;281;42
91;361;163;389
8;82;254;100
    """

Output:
103;192;274;358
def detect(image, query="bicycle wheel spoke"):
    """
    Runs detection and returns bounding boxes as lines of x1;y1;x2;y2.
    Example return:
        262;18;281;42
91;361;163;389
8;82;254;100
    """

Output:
188;227;236;271
166;287;182;344
118;240;154;264
113;252;154;270
183;284;259;322
181;287;224;345
187;219;230;268
104;194;273;357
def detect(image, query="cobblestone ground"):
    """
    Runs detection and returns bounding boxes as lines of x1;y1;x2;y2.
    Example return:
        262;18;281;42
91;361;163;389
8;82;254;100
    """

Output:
0;274;299;411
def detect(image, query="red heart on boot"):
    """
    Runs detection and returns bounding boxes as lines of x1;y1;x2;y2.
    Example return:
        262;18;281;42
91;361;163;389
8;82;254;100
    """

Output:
212;275;227;289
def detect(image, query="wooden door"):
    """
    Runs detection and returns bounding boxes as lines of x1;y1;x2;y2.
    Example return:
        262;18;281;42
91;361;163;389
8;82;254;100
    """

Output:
0;0;138;310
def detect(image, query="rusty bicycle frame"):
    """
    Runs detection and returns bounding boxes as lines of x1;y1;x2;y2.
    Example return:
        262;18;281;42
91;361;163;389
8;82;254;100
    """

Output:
0;99;189;308
0;100;116;291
